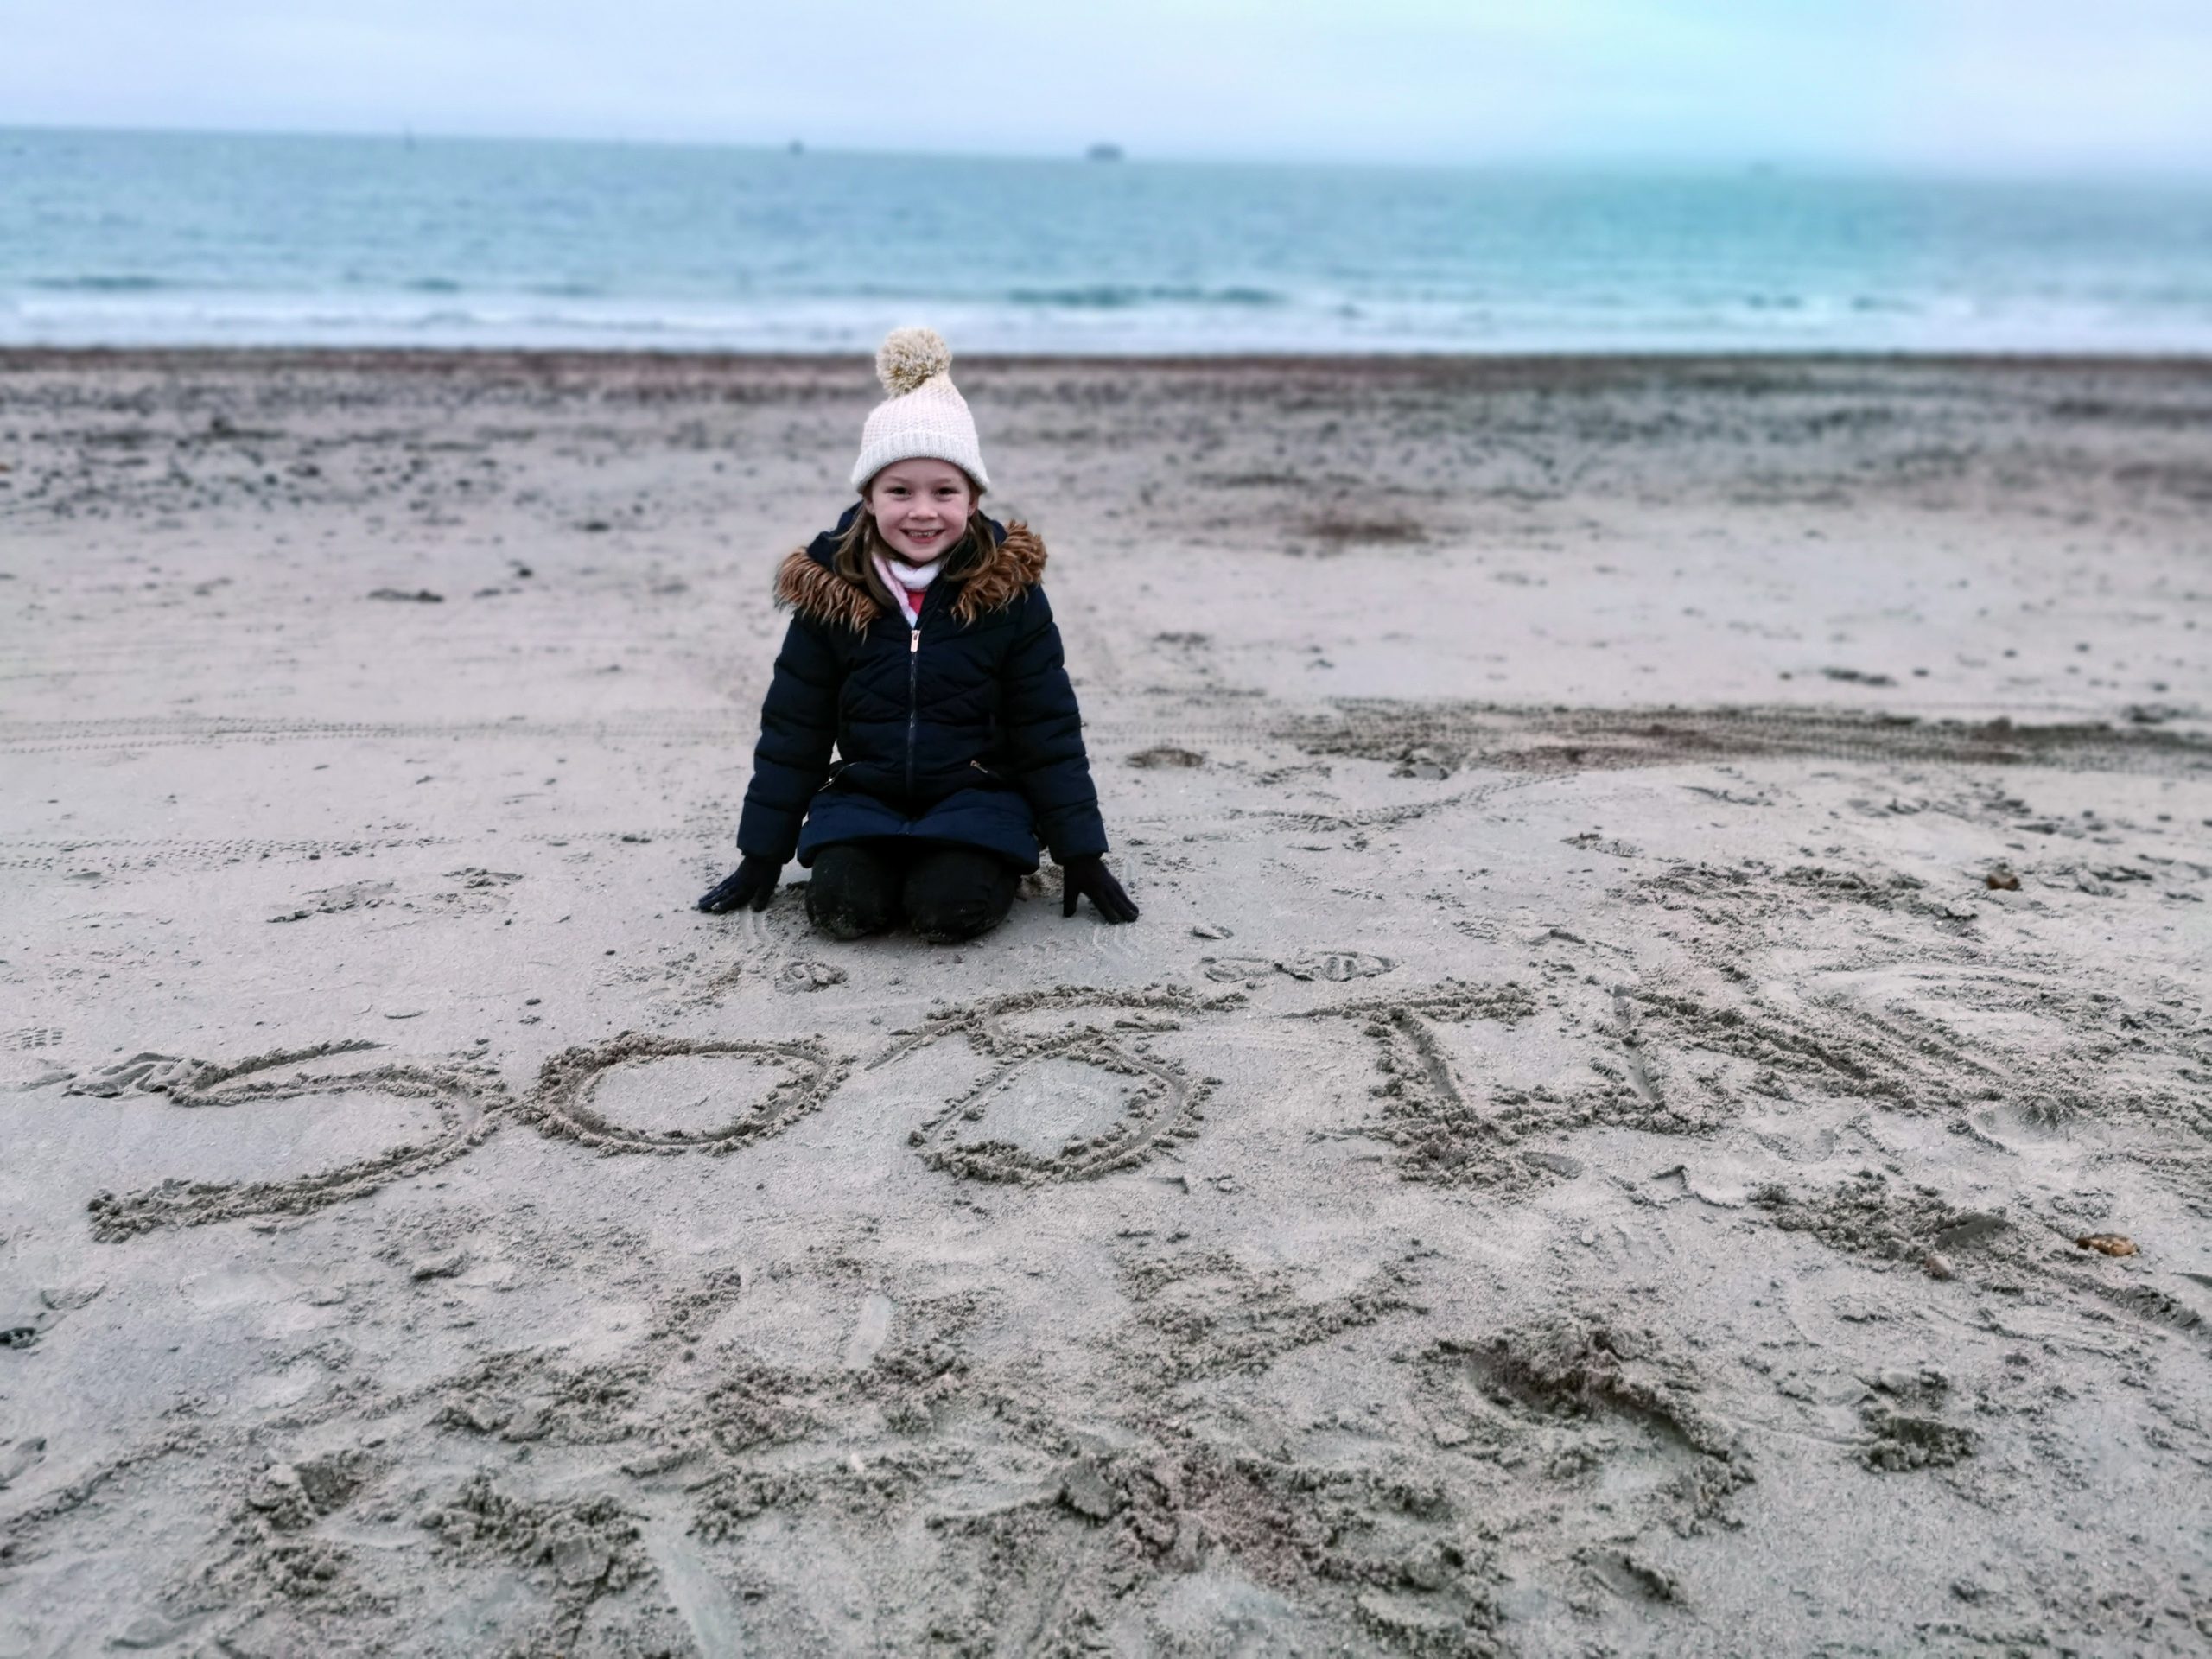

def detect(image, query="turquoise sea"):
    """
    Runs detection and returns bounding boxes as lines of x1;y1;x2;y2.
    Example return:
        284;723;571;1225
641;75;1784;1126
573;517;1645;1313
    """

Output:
4;127;2211;354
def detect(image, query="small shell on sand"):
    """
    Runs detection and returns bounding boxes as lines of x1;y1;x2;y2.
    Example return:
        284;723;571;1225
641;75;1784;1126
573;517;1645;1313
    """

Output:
2075;1234;2138;1257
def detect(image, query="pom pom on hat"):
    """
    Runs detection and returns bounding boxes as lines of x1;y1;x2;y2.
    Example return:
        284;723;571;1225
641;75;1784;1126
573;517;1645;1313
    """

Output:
876;326;952;396
851;325;989;492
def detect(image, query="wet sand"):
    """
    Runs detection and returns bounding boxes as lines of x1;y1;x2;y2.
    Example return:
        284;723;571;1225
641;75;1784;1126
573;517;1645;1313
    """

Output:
3;350;2210;1656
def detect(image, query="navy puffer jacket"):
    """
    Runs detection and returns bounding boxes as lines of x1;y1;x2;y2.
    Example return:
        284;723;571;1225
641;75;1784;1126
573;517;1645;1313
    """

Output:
735;512;1108;874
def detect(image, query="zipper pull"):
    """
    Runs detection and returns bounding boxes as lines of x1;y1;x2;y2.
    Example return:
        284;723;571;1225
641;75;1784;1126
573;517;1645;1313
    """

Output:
910;628;920;653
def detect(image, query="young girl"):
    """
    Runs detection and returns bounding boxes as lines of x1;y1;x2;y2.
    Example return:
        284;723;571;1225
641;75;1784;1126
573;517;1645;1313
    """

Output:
697;327;1138;943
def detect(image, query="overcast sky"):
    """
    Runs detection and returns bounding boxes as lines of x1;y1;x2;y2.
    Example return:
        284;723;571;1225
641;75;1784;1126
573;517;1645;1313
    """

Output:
7;0;2211;172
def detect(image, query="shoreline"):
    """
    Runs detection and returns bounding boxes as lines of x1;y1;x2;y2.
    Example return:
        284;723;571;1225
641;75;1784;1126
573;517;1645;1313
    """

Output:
10;343;2212;373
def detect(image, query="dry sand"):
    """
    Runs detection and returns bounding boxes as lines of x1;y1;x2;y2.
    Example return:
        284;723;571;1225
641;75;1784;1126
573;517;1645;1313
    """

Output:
2;350;2209;1656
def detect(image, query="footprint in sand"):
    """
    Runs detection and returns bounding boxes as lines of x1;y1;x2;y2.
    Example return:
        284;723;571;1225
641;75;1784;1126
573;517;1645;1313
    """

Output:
842;1293;895;1371
775;959;848;994
1201;956;1276;982
1277;951;1395;982
0;1282;104;1353
67;1052;205;1098
0;1436;47;1489
1200;951;1395;984
266;878;397;924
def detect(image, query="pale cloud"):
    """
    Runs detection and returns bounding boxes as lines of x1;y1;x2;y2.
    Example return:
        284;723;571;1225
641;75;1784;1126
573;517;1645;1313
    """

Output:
3;0;2207;170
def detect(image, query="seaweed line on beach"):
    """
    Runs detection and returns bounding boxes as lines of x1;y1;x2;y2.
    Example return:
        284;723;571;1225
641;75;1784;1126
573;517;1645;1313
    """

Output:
1284;701;2212;777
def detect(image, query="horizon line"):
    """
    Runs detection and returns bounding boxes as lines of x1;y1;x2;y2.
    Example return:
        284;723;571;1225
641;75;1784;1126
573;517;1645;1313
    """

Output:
8;119;2212;188
9;344;2212;368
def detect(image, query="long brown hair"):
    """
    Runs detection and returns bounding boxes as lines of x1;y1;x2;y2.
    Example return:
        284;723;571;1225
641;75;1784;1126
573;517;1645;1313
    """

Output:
830;501;996;612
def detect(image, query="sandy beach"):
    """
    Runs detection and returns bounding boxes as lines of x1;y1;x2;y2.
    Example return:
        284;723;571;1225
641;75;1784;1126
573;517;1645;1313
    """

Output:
3;349;2209;1656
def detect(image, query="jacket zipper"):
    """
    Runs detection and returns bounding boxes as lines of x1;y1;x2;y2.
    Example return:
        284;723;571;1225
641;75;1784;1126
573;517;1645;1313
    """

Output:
905;623;920;798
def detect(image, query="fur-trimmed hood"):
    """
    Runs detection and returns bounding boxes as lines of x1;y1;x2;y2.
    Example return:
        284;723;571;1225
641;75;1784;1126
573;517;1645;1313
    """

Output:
774;515;1046;632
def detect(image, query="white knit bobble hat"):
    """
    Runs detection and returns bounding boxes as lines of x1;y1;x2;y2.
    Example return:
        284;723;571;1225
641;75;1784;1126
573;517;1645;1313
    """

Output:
849;326;990;493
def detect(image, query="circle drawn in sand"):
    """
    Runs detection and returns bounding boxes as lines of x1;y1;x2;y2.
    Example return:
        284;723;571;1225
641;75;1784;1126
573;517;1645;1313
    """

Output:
874;987;1236;1184
85;1043;504;1242
524;1033;848;1155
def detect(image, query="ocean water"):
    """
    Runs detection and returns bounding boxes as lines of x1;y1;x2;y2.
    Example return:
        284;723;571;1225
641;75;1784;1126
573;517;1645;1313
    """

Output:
5;127;2212;354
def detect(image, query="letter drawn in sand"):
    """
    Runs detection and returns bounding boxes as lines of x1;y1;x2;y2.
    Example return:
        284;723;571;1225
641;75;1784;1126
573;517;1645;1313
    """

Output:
871;986;1238;1185
524;1034;849;1155
84;1043;505;1242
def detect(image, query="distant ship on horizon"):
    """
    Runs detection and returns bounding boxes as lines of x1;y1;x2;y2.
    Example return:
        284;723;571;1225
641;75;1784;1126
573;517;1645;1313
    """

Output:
1085;143;1123;162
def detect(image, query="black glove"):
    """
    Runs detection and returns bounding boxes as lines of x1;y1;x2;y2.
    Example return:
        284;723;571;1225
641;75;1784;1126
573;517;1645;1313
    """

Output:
697;855;782;914
1061;855;1138;923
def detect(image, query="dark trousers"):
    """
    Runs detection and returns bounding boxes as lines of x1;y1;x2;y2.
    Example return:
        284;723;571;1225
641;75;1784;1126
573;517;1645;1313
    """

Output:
805;841;1019;944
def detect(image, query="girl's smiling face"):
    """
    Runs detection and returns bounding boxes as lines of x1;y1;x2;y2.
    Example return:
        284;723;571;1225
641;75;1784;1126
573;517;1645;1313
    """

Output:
866;459;976;562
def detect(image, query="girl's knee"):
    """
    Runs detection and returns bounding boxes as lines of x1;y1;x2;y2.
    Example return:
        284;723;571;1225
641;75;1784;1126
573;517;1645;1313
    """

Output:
805;847;899;938
808;893;892;940
906;897;1005;944
904;855;1014;944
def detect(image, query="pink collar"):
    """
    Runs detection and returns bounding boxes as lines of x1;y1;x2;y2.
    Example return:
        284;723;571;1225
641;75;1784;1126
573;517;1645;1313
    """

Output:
871;551;936;625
